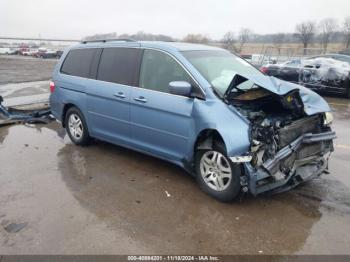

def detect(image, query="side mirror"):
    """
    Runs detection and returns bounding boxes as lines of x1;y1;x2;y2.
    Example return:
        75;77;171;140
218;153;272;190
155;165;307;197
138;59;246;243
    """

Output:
169;81;192;97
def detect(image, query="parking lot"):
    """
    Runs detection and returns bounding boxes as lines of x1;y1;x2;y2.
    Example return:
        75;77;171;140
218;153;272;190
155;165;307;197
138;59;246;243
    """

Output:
0;55;57;85
0;56;350;255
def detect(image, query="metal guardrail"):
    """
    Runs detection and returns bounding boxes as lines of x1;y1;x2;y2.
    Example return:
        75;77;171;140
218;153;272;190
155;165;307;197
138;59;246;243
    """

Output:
0;37;80;42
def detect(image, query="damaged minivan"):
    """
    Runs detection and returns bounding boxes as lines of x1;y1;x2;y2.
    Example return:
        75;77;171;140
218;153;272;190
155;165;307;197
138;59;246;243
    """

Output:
50;40;336;202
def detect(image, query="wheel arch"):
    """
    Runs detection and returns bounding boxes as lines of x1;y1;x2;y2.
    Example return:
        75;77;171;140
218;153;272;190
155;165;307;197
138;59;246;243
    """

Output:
194;129;227;153
62;103;80;127
189;125;251;166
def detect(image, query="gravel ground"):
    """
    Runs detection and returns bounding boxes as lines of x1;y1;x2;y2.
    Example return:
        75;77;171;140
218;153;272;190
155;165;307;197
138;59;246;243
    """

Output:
0;55;57;85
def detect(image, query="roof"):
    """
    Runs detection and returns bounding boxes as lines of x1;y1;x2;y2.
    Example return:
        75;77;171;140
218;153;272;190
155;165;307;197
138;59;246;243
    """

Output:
75;40;223;52
141;41;223;51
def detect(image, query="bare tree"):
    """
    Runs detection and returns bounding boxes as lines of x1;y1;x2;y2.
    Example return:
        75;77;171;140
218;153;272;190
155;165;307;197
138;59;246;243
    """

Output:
237;28;253;53
222;31;236;52
183;34;210;44
319;18;338;52
271;33;285;54
295;21;316;55
343;16;350;49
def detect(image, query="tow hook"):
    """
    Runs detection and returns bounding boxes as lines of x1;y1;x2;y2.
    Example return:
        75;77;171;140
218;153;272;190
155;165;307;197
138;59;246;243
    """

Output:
240;176;249;193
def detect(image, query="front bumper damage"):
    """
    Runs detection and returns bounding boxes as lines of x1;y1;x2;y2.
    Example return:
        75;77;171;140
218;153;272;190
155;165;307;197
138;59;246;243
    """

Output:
238;130;336;195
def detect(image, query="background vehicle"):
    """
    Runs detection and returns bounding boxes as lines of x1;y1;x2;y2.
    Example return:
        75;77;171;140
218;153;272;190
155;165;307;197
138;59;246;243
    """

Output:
309;54;350;64
50;40;335;202
33;47;47;58
0;46;11;55
44;50;62;59
261;56;350;97
55;50;64;59
33;48;63;59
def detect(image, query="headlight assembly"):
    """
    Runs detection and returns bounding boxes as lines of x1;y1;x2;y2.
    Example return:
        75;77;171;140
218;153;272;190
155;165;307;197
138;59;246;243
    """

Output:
324;112;334;126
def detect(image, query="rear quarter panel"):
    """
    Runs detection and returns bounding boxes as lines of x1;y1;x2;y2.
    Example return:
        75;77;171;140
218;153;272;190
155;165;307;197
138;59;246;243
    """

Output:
50;49;89;124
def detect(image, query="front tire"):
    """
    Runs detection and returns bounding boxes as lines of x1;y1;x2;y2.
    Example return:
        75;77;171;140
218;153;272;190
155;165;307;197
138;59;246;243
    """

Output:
65;107;90;146
195;143;242;202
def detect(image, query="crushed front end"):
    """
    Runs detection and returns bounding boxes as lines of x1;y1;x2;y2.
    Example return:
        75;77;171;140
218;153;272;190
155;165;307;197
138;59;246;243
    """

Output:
245;115;335;195
227;85;336;195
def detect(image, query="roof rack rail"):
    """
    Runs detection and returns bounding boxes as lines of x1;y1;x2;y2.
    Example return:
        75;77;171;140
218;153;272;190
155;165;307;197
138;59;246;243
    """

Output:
81;38;136;44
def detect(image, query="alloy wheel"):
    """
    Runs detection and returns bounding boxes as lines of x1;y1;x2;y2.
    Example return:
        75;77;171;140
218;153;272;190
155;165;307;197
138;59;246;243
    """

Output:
199;151;232;192
68;113;84;140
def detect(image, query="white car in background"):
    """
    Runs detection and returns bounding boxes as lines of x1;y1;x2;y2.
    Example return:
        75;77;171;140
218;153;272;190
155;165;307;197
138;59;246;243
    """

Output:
0;47;11;55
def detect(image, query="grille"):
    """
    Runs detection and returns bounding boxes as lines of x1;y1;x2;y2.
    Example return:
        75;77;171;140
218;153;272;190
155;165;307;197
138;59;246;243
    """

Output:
278;115;321;148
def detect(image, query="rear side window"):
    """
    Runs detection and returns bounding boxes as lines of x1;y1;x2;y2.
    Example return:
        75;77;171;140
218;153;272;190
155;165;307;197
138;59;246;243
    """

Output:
61;48;98;78
97;48;142;86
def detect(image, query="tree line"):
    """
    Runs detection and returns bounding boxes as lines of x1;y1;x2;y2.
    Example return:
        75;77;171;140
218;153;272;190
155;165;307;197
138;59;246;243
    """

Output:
222;17;350;54
84;17;350;54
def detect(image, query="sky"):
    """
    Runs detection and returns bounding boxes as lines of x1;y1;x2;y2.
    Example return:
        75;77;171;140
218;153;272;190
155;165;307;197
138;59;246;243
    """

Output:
0;0;349;40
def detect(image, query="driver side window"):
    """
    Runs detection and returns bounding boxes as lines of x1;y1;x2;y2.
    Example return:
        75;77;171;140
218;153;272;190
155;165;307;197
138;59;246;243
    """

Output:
139;49;192;94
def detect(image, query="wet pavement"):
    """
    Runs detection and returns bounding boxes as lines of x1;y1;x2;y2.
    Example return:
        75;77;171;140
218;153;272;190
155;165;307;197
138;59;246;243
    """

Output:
0;96;350;255
0;81;50;107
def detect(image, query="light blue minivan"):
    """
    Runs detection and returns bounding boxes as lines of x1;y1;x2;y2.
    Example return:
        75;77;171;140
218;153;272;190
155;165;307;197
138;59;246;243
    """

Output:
50;40;336;202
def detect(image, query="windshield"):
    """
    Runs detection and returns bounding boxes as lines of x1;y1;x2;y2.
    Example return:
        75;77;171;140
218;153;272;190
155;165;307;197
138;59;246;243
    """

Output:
182;50;264;96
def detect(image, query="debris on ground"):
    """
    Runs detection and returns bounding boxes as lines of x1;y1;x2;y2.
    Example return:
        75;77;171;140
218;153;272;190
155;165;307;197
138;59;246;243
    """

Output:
165;191;171;198
1;219;10;226
4;222;27;233
0;95;54;127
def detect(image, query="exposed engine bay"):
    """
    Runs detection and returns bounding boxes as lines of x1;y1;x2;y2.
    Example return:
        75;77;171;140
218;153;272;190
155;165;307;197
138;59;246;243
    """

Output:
226;86;335;194
231;88;309;162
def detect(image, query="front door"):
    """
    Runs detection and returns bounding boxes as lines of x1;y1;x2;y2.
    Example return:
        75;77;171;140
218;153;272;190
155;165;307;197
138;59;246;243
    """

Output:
130;49;195;162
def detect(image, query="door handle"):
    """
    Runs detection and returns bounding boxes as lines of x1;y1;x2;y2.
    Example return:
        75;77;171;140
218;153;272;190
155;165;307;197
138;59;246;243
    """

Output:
134;96;147;103
114;92;126;99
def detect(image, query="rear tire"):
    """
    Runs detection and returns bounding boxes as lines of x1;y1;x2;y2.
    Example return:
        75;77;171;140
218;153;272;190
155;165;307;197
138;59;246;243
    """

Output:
195;142;242;202
65;107;90;146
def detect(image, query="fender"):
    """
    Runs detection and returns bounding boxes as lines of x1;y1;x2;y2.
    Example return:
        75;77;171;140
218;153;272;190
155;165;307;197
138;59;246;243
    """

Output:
185;97;251;163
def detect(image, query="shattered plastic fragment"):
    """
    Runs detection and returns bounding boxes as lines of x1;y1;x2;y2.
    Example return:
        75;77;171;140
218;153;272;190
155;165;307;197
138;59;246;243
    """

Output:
4;222;27;233
0;95;54;127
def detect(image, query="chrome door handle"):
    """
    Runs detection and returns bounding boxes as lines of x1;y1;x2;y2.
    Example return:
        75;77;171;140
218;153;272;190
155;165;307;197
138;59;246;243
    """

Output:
134;96;147;103
114;92;126;99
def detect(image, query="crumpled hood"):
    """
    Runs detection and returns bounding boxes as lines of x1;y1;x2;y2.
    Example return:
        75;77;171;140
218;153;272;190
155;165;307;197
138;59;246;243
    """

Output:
238;73;331;115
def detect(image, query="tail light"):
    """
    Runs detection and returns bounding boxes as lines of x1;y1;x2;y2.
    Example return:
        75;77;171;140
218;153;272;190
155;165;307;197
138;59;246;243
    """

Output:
50;81;55;93
260;66;269;74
